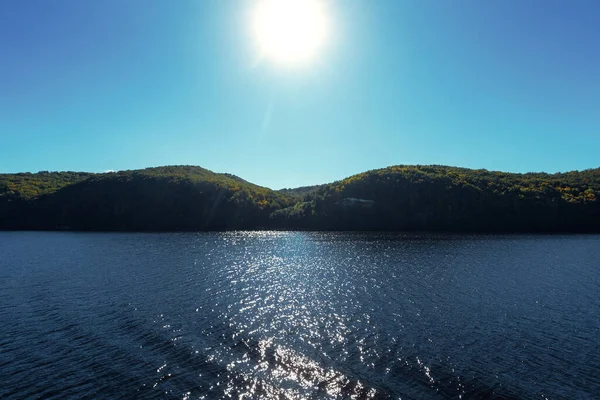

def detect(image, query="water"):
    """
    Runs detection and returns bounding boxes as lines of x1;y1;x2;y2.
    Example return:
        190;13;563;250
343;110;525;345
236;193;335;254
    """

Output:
0;232;599;399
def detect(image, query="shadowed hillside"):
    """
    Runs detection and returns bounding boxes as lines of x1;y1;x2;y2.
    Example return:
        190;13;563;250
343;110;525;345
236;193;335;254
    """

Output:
1;165;599;232
271;165;600;232
0;166;292;231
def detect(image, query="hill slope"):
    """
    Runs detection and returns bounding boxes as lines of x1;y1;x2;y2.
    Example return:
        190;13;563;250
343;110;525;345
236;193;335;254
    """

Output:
1;165;599;232
0;166;293;230
271;165;600;232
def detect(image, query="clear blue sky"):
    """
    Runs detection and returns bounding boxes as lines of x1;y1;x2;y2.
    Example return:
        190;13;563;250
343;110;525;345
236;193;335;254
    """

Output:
1;0;599;189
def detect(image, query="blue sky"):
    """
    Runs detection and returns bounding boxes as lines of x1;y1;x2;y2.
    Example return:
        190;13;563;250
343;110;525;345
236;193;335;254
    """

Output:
1;0;599;188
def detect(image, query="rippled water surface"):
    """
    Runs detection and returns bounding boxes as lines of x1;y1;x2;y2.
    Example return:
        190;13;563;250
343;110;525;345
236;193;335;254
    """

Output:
1;232;599;399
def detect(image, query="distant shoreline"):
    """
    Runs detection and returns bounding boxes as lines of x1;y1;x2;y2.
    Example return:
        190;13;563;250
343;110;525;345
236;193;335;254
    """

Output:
2;164;599;232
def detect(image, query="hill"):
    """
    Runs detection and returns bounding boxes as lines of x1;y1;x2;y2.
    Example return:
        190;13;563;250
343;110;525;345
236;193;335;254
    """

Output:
1;165;599;232
270;165;600;232
0;166;292;230
277;184;324;198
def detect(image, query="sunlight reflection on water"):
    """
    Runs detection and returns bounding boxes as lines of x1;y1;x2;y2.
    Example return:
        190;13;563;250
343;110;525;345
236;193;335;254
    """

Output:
1;231;599;399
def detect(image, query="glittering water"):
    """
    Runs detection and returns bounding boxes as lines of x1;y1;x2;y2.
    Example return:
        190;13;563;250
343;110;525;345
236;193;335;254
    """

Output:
1;232;599;399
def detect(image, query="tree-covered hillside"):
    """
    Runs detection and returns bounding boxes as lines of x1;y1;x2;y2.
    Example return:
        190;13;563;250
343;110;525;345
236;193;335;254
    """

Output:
1;165;599;232
0;171;92;200
0;166;293;230
271;165;600;232
277;184;324;198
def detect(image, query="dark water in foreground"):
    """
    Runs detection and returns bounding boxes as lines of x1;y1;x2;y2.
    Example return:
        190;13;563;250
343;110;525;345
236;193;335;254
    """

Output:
1;232;599;399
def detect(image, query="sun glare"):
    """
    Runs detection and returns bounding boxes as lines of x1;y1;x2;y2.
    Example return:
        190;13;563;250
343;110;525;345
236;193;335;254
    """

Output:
253;0;329;66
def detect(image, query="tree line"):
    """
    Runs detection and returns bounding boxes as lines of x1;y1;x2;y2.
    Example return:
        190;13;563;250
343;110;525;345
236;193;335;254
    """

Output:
1;165;598;232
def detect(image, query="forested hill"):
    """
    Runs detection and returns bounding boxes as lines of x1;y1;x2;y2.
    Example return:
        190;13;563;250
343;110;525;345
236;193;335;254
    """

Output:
1;165;599;232
0;166;293;230
271;165;600;232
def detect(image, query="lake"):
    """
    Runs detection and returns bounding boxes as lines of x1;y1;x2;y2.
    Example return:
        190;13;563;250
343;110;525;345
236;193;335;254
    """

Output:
0;232;599;399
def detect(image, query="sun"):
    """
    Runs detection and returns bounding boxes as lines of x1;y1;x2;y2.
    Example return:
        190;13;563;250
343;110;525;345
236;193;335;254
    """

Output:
252;0;329;66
